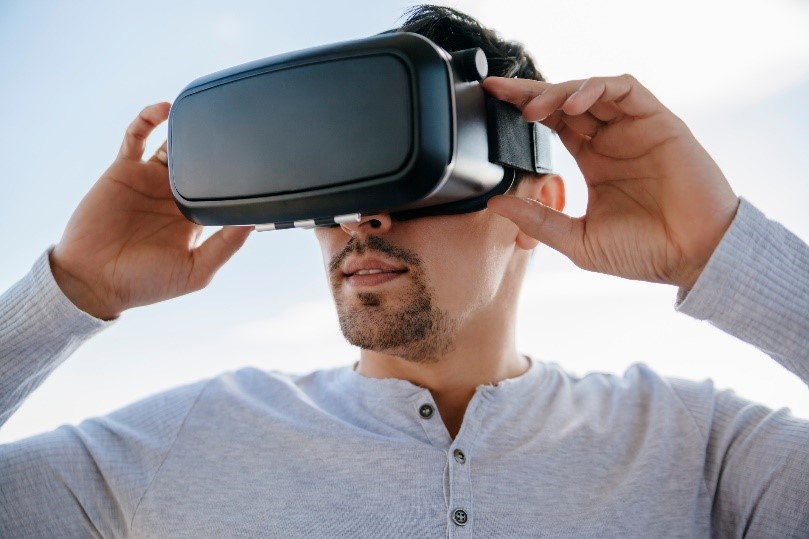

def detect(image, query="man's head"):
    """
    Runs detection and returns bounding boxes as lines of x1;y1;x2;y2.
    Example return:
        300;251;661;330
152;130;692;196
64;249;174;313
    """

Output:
397;4;543;81
398;4;547;192
314;5;565;362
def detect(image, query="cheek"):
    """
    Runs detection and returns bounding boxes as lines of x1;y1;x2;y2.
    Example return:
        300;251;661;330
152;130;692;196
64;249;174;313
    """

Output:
422;222;512;312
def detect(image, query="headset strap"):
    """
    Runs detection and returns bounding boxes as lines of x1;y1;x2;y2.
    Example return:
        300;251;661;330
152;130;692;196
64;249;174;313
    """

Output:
390;98;554;221
486;97;554;174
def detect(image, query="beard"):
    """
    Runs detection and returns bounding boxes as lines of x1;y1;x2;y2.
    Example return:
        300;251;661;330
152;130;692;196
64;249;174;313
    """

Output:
328;235;456;362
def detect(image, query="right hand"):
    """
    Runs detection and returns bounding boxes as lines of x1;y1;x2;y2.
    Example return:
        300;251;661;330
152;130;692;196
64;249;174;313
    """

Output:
50;102;252;320
483;75;739;289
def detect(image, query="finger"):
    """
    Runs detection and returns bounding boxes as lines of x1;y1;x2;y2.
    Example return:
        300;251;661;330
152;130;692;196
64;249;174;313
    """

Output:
562;75;663;119
484;77;603;146
190;222;205;248
484;77;587;123
148;140;169;167
543;113;587;159
482;76;553;110
538;103;604;140
189;226;253;290
588;100;624;123
541;111;644;179
487;195;582;260
521;80;588;121
557;110;604;139
118;102;171;161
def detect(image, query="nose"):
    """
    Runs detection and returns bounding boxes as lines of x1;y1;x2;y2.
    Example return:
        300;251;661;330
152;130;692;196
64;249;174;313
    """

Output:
339;213;393;236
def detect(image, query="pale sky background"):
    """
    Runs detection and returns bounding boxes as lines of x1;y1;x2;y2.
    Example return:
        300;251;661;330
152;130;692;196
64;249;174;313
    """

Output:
1;0;807;443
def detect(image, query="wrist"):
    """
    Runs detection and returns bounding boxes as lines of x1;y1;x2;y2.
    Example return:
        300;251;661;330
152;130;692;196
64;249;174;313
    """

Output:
48;250;121;321
675;263;704;291
677;197;741;291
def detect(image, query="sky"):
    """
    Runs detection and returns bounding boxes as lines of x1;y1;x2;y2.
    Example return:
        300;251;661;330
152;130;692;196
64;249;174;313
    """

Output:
1;0;808;443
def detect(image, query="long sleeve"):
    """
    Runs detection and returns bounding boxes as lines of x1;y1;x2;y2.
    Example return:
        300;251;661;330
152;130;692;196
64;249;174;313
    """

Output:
0;251;207;537
675;198;809;537
0;250;111;427
677;197;809;383
0;378;207;537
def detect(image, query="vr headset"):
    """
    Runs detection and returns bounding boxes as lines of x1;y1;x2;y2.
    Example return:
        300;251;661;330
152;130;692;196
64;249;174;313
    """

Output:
168;32;553;230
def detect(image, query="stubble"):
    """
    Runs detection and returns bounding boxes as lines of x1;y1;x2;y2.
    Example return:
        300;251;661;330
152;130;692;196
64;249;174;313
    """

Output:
328;235;456;362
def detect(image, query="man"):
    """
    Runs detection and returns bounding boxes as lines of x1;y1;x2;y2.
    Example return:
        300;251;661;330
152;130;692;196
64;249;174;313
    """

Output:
1;5;807;537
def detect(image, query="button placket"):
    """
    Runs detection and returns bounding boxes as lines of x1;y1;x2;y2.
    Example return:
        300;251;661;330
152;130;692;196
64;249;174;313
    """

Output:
448;444;473;528
413;397;451;449
446;391;488;536
447;443;474;535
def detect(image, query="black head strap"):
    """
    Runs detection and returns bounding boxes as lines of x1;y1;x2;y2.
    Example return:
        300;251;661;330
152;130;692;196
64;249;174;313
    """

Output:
486;97;553;174
391;96;553;220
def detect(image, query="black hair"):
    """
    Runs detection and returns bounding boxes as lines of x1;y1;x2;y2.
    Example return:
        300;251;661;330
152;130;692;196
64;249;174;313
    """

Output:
397;5;546;189
397;5;544;82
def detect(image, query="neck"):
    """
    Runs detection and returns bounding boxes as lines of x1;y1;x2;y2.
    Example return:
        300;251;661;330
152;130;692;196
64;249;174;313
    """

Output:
355;310;528;438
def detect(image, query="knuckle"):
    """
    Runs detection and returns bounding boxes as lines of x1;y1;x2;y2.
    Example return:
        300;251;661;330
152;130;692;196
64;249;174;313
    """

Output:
579;77;601;91
138;108;158;128
518;92;536;110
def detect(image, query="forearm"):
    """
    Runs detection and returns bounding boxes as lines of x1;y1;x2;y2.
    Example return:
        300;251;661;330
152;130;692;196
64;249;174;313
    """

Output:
0;250;110;427
677;198;809;383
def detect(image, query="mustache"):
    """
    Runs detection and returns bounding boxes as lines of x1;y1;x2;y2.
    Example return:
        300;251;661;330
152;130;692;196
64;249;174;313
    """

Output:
328;235;422;274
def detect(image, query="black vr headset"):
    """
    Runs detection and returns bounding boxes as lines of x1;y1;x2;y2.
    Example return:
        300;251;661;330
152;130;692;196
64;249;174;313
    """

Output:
168;32;553;230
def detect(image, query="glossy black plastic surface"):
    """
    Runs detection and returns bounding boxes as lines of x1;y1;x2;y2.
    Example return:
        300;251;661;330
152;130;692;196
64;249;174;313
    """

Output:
169;33;454;225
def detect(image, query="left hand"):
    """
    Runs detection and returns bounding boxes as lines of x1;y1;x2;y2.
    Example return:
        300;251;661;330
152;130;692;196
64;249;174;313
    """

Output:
483;75;739;289
51;103;252;320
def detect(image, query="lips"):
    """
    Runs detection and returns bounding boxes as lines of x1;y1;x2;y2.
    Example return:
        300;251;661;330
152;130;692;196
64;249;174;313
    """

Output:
342;257;407;277
341;257;408;287
350;268;404;276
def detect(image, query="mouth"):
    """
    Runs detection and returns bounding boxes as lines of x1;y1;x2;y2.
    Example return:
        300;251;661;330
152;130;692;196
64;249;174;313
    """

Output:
341;260;408;288
344;270;407;287
345;268;408;277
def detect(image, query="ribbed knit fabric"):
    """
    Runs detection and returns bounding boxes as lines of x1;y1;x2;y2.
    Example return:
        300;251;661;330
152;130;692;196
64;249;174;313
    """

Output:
1;198;807;538
0;251;111;427
676;199;809;381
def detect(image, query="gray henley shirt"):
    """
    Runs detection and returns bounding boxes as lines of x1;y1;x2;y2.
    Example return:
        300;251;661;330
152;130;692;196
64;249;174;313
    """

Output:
1;199;808;538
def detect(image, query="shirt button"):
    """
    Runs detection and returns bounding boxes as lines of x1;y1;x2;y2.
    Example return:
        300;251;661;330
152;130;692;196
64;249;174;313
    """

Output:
419;403;434;419
453;449;466;464
452;508;469;526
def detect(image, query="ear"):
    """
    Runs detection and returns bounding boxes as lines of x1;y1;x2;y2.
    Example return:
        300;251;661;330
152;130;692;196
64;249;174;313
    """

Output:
512;174;566;250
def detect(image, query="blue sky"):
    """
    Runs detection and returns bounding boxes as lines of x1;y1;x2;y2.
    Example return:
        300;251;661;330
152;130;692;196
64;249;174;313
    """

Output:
2;0;808;442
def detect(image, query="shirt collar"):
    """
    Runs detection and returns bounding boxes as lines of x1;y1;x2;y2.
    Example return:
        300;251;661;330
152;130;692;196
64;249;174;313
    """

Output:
328;355;547;400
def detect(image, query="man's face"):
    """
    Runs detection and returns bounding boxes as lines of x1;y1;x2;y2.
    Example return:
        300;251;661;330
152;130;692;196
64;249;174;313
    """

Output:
314;205;528;361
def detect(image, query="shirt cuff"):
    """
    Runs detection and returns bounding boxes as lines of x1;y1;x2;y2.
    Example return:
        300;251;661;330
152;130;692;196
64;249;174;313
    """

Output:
674;198;809;382
675;198;763;319
20;249;114;339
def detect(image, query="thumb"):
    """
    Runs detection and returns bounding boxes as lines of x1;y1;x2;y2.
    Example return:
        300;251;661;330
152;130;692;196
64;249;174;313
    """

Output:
487;195;580;259
190;226;253;290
